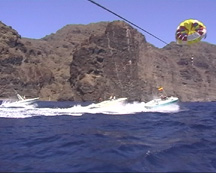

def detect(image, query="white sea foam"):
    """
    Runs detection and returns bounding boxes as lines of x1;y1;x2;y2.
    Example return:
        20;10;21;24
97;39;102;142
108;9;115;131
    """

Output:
0;101;180;118
0;100;37;108
74;101;180;115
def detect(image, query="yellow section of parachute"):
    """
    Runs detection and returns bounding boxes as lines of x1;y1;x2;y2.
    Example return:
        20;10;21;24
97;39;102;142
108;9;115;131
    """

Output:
175;19;207;45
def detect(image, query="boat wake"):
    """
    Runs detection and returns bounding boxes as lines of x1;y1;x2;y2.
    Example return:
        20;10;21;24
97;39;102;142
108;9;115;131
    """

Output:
68;101;180;115
0;101;180;118
0;100;38;109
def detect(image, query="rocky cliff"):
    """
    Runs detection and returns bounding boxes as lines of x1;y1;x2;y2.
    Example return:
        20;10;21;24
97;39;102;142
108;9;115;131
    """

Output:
0;20;216;102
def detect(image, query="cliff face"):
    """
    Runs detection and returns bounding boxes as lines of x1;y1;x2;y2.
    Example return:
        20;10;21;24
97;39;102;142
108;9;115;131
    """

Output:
69;21;146;101
0;20;216;102
139;42;216;102
0;22;54;99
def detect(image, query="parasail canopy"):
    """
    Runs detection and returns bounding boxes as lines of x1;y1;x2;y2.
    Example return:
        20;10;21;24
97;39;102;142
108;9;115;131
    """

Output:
175;19;207;45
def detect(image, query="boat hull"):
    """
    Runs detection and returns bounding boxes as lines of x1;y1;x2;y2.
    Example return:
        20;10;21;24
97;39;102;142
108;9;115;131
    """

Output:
144;96;178;109
17;98;39;104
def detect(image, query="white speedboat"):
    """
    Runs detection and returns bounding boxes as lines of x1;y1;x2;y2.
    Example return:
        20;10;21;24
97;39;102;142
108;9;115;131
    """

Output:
86;98;127;109
0;94;39;108
16;94;39;104
144;96;178;109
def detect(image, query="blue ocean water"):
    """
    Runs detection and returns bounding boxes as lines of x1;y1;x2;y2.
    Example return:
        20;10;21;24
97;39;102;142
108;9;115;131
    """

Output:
0;101;216;172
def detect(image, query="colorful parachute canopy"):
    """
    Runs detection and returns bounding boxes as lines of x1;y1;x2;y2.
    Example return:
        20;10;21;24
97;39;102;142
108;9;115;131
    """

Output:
175;19;207;45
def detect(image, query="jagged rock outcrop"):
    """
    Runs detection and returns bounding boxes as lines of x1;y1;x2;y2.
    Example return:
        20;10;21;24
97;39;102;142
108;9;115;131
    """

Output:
0;20;216;102
69;21;146;101
0;22;55;100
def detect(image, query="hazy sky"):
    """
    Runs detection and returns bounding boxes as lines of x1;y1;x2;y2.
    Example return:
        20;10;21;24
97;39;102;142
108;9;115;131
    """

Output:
0;0;215;48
